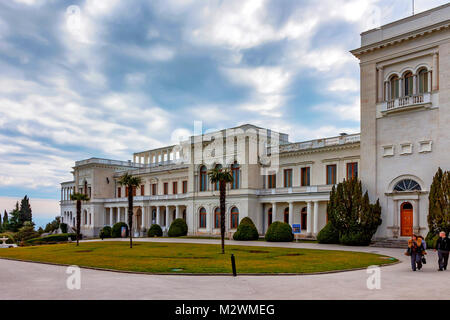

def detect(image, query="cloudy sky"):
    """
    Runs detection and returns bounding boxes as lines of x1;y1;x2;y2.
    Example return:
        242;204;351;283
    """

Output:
0;0;447;225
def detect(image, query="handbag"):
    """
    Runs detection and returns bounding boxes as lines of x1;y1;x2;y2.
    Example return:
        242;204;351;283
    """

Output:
422;256;427;264
405;248;411;256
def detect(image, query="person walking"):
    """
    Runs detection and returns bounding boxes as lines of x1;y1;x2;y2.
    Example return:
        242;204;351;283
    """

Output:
407;235;425;271
435;231;450;271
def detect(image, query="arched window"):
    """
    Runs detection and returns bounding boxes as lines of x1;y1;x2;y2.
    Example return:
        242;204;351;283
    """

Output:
284;207;289;223
214;164;222;191
268;208;273;227
390;75;399;100
301;207;307;230
214;207;221;228
403;71;413;96
199;165;207;192
231;162;240;189
152;209;156;224
394;179;421;192
230;207;239;229
199;207;207;228
418;68;429;94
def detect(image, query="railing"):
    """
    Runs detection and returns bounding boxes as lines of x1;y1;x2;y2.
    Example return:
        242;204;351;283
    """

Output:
257;185;334;195
280;134;360;153
102;193;190;203
75;158;147;168
384;93;431;112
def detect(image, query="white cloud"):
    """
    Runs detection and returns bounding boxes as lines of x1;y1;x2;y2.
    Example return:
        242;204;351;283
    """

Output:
125;73;147;86
312;98;361;122
328;78;359;93
0;197;59;218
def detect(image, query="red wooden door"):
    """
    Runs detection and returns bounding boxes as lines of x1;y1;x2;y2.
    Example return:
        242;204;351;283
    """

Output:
401;204;413;237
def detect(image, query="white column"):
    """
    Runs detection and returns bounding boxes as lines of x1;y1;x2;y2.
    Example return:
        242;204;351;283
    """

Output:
176;205;180;219
288;202;294;226
377;67;383;102
313;200;319;235
165;205;170;228
432;53;438;91
109;208;113;226
384;81;389;101
306;201;312;235
413;74;417;95
398;78;403;97
272;202;277;222
141;206;145;229
156;206;160;225
413;199;420;232
117;208;121;223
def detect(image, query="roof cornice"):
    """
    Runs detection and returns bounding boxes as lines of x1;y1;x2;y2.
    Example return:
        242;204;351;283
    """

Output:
351;20;450;58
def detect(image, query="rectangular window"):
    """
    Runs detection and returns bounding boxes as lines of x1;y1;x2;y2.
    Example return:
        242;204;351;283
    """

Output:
152;183;157;195
140;185;145;196
268;174;276;189
326;164;337;185
125;187;128;197
346;162;358;180
118;187;121;198
301;167;310;186
182;181;188;193
284;169;292;188
164;183;168;195
173;181;178;194
88;187;91;198
132;186;136;196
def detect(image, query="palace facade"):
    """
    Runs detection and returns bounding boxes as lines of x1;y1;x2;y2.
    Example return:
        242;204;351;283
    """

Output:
60;4;450;240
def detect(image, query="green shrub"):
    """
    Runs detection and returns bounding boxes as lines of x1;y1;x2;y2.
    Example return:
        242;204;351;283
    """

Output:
15;225;40;243
425;231;439;249
168;219;188;237
60;223;68;234
264;222;293;242
339;232;372;246
26;233;78;245
100;226;112;238
233;217;259;241
317;222;340;244
112;222;128;238
148;224;163;237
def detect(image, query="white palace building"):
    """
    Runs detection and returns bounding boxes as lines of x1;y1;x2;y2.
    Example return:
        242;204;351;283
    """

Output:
60;4;450;240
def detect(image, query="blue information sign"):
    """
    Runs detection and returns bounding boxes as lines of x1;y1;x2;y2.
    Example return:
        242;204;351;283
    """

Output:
292;224;301;234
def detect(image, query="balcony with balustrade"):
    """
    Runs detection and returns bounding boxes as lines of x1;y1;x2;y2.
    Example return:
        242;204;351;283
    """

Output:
381;92;432;114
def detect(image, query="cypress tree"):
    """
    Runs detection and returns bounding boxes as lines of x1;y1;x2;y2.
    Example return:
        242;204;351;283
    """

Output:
326;178;382;245
19;195;32;225
2;210;8;230
428;168;450;235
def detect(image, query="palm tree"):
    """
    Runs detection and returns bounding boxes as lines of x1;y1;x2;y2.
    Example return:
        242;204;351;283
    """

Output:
208;166;233;254
70;192;90;246
118;172;142;248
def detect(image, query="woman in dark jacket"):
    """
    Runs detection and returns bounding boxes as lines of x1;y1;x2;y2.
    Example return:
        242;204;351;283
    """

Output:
408;235;426;271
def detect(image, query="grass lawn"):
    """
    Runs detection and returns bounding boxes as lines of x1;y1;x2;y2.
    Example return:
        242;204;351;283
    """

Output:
0;241;397;274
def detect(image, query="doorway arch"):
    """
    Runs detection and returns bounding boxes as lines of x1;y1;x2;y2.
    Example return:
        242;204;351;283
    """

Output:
400;202;413;237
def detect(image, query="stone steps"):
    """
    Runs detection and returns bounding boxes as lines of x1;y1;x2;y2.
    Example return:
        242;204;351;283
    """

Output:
370;239;409;248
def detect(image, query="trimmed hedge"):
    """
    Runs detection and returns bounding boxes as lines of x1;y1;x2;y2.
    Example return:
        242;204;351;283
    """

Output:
264;222;293;242
233;217;259;241
100;226;112;238
339;232;372;246
148;224;163;237
168;219;188;237
26;233;78;245
112;222;128;238
60;223;68;234
317;222;340;244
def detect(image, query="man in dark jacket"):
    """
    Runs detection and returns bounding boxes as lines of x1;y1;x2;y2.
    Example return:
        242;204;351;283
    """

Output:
435;231;450;271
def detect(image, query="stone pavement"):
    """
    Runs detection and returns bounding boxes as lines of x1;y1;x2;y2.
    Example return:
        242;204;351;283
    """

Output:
0;238;448;300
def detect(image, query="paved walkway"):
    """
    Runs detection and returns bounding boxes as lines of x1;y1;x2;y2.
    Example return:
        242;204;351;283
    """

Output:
0;238;448;300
